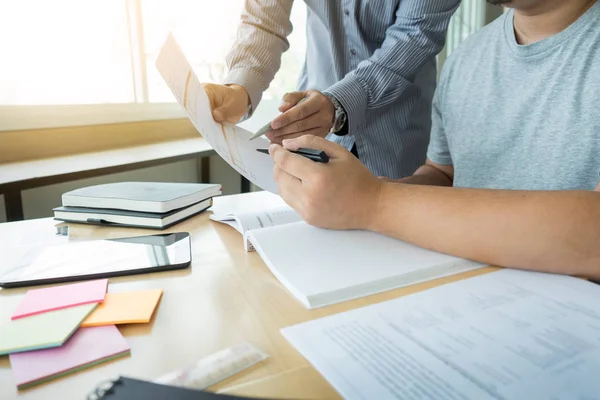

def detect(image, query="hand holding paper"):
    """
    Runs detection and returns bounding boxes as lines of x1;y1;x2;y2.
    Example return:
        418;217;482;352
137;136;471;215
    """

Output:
156;34;278;193
204;83;250;124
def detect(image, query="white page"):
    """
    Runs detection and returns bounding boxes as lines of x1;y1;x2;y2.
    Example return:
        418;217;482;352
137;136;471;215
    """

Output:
248;221;482;308
211;206;301;251
218;207;300;234
213;219;244;235
241;207;301;231
155;34;277;193
209;191;287;218
282;269;600;399
239;207;301;251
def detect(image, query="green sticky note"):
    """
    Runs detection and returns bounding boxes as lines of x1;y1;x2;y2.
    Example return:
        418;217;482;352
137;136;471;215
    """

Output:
0;303;97;356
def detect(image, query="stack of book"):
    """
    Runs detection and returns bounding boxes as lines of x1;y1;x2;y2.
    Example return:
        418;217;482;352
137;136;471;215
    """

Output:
53;182;221;229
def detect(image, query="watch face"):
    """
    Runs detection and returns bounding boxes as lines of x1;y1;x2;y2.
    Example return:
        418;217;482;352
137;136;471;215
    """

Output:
325;94;347;133
335;105;347;130
332;112;344;132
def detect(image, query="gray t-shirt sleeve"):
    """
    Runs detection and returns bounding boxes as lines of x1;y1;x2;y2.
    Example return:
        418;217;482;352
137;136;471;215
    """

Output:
426;73;453;166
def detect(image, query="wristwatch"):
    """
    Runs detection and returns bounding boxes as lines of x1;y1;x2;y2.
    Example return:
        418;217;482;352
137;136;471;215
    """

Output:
324;93;348;135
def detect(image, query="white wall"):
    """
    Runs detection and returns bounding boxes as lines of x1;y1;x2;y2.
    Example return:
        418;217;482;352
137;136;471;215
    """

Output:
0;155;242;223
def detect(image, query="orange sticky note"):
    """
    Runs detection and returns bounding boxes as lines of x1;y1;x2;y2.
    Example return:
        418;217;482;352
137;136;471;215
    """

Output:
81;289;163;327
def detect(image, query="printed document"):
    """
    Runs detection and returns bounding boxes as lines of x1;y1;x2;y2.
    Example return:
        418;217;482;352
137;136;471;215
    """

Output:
283;269;600;399
156;34;277;193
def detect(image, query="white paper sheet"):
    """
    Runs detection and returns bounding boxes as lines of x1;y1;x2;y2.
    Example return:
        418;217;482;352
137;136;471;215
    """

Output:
156;34;277;193
282;269;600;399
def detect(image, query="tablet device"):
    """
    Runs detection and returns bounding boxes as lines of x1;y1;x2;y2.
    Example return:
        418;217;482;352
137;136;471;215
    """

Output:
0;232;191;288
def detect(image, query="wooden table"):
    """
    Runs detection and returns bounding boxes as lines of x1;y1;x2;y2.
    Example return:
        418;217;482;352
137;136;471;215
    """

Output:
0;192;497;399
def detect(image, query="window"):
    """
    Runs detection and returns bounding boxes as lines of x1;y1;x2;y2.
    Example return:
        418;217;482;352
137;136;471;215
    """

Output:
0;0;306;130
0;1;134;106
437;0;490;73
446;0;486;56
140;0;307;103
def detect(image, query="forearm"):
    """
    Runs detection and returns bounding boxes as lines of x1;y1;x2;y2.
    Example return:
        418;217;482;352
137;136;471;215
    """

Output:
397;165;453;186
371;184;600;279
224;0;293;113
325;0;459;134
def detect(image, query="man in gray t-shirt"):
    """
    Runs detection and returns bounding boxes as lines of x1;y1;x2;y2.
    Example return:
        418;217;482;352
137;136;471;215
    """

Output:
427;0;600;191
268;0;600;279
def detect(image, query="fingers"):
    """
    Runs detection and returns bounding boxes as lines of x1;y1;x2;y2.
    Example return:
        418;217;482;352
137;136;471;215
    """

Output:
204;83;248;123
203;84;222;121
266;128;327;145
279;91;307;112
269;113;326;137
273;165;303;206
212;107;226;122
282;135;348;159
272;92;322;130
269;143;317;181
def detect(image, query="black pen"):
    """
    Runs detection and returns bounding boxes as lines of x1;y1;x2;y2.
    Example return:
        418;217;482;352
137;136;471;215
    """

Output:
257;148;329;163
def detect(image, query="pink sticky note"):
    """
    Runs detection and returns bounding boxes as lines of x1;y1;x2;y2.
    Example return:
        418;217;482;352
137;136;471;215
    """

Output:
11;279;108;320
9;325;130;390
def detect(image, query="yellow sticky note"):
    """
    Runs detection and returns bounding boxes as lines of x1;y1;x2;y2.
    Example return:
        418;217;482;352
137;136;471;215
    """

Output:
81;289;163;327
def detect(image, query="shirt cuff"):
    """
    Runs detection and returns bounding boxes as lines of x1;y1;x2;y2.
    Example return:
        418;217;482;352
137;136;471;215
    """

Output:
223;68;266;120
323;75;369;136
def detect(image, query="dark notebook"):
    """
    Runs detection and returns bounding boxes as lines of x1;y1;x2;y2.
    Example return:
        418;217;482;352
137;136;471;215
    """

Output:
89;376;266;400
53;198;213;230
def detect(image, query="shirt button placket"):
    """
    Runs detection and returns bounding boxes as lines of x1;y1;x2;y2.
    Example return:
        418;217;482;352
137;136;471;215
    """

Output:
345;0;358;62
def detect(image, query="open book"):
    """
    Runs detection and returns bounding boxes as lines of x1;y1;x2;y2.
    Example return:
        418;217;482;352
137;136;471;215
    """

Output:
210;206;301;251
211;192;483;309
246;222;483;309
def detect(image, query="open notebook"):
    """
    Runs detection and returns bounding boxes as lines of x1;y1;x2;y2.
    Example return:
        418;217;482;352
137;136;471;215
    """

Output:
210;206;301;251
248;222;483;308
210;193;483;309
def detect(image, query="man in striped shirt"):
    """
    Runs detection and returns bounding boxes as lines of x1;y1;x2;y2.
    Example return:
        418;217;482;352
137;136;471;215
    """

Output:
204;1;460;179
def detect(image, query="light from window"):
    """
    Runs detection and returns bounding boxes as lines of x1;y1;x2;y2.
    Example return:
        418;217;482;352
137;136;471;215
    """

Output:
0;0;307;108
0;0;134;105
141;0;307;103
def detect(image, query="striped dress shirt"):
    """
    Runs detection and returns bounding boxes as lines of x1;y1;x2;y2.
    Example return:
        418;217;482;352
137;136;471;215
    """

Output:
224;0;460;178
